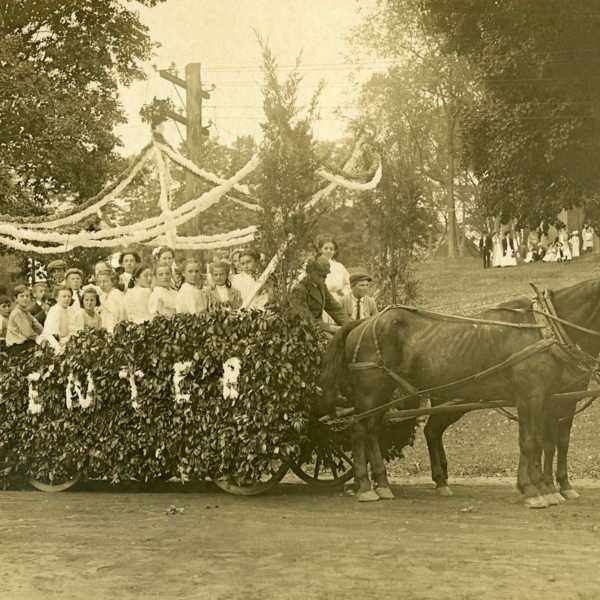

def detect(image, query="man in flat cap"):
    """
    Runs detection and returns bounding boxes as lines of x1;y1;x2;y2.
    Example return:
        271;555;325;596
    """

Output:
341;272;378;321
47;259;67;287
288;256;349;334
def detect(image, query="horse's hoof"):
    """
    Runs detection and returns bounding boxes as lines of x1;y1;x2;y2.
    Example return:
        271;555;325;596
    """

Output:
561;489;580;500
525;495;549;509
435;485;453;497
357;490;380;502
542;493;560;506
375;486;395;500
552;492;566;504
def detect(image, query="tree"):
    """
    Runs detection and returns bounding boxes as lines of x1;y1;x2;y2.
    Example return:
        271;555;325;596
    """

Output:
420;0;600;225
0;0;164;213
256;39;324;300
352;0;478;257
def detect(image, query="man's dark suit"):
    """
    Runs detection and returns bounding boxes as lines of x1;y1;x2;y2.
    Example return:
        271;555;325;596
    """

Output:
288;278;349;333
479;234;493;268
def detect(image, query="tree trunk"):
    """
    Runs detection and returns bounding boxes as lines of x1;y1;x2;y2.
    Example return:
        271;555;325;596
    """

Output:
446;113;458;258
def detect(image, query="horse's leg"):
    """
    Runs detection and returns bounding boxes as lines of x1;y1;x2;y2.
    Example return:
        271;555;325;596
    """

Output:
424;410;464;497
541;410;565;505
353;420;378;502
365;416;394;499
556;405;578;500
516;393;548;509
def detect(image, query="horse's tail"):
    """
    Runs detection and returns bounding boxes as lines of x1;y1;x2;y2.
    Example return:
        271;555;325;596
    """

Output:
317;320;364;416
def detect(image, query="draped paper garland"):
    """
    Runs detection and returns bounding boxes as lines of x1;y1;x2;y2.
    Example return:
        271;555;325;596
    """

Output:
0;153;260;253
0;131;380;256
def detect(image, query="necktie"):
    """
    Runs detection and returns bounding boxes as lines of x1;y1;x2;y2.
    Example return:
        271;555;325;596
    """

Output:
355;297;361;320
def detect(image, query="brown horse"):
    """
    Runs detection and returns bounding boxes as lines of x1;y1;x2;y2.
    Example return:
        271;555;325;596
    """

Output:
319;278;600;507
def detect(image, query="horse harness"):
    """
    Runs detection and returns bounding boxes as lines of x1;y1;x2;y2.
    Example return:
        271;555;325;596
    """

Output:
341;285;600;425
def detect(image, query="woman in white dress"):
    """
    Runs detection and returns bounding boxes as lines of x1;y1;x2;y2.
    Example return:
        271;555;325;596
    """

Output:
582;224;595;253
96;268;126;333
317;238;351;302
123;264;153;324
176;258;208;315
569;230;580;258
557;228;572;261
491;232;503;267
501;233;517;267
543;240;560;263
149;264;177;318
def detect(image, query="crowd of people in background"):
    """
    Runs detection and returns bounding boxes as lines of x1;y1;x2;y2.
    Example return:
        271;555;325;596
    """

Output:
479;223;596;269
0;237;378;355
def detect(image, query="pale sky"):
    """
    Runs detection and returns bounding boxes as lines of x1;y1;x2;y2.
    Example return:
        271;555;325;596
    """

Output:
118;0;381;155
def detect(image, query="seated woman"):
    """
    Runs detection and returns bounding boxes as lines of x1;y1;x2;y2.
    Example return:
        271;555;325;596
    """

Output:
70;286;102;335
124;264;153;324
42;285;73;347
176;258;208;315
96;268;126;333
543;240;560;263
5;285;43;354
205;261;242;311
149;264;178;317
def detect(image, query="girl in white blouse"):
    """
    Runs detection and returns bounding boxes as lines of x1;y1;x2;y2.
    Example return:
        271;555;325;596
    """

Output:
96;268;126;333
176;258;208;315
124;264;152;324
149;264;177;318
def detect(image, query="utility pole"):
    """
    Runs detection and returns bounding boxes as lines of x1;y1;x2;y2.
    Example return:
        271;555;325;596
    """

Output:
158;63;211;236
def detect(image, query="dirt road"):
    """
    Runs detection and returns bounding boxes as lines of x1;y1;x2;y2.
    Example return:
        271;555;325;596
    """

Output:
1;481;600;600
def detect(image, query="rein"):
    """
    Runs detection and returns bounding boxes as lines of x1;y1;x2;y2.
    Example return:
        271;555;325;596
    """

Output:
341;285;600;425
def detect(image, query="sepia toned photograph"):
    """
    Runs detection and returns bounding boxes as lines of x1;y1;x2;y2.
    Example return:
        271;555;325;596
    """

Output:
2;1;600;599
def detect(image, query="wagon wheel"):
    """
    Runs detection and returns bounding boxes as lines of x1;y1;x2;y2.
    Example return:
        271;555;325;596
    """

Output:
291;443;354;488
29;473;80;493
212;462;289;496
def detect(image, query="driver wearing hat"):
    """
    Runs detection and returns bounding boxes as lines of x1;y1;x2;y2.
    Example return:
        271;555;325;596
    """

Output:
288;256;349;334
341;272;378;321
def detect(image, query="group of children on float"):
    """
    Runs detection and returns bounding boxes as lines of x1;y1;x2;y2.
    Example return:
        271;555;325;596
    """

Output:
0;246;269;355
0;238;378;355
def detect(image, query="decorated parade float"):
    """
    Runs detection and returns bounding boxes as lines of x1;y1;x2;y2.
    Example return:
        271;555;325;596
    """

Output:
0;127;393;495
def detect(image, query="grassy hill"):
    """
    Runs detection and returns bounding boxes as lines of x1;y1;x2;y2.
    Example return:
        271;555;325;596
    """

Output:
388;253;600;482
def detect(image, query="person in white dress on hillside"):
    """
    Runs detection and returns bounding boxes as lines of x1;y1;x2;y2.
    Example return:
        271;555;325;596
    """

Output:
582;224;595;253
176;258;208;315
96;268;126;333
501;232;518;267
317;238;351;302
149;264;178;318
569;230;580;258
557;227;572;261
491;232;503;267
123;264;153;324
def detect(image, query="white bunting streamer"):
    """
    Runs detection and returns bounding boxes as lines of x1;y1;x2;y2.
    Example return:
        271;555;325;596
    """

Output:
316;162;382;191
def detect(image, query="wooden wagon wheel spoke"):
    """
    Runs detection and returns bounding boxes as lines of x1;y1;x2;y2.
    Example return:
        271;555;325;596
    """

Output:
313;454;322;479
290;443;353;488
